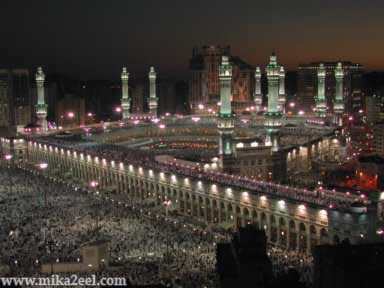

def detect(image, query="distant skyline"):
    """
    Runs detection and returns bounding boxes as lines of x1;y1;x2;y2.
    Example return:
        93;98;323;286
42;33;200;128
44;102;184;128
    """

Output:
1;0;383;80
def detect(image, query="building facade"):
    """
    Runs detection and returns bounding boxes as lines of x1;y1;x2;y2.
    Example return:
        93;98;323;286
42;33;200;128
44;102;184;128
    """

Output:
373;122;384;158
0;69;32;132
297;62;364;115
189;45;254;114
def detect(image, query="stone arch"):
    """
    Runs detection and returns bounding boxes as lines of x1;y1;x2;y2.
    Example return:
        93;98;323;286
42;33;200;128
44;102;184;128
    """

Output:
227;203;234;223
298;222;307;253
185;192;191;215
198;195;204;219
243;207;250;227
251;210;259;228
270;215;278;243
235;206;242;228
279;218;288;249
191;194;197;217
289;220;297;251
211;199;218;223
219;201;226;223
320;228;328;244
261;213;268;231
310;225;317;251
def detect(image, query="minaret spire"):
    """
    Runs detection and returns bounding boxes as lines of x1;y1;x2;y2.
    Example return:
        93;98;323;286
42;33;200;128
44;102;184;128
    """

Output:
334;62;344;125
218;55;236;172
316;63;327;118
254;67;262;111
278;66;286;113
148;66;158;117
264;53;282;151
121;67;131;120
35;66;48;132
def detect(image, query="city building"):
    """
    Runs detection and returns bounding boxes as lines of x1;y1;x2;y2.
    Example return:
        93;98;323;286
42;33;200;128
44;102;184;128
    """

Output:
373;122;384;158
0;69;32;134
55;95;85;128
355;155;384;191
365;94;384;124
189;45;254;114
297;62;364;115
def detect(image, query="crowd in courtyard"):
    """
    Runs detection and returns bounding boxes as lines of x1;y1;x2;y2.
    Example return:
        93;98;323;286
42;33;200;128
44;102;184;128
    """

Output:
0;160;314;287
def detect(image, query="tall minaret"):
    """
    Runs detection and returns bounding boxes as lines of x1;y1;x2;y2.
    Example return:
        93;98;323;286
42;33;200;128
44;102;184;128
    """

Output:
278;66;286;114
218;56;236;172
120;67;131;120
35;67;48;132
264;53;282;151
147;66;158;117
334;62;344;126
316;63;327;118
254;67;263;111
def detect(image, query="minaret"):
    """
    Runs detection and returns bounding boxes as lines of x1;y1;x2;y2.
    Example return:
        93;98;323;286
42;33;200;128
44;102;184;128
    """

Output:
147;66;158;117
264;53;282;151
278;66;286;114
218;56;236;172
316;63;327;118
35;67;48;132
254;67;263;111
120;67;131;120
334;62;344;126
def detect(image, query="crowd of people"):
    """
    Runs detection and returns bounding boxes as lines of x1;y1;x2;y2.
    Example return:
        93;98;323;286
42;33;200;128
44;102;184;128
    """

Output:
0;159;316;287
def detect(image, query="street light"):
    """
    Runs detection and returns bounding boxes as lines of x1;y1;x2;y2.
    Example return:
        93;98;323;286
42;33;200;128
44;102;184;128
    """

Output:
38;162;48;207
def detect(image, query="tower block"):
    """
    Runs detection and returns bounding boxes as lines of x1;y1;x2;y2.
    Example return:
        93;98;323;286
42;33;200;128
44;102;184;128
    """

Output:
316;63;327;118
148;66;158;117
218;56;237;173
35;67;48;132
334;62;344;126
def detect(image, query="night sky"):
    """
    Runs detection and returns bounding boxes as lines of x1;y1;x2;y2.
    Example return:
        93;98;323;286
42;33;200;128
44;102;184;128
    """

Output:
1;0;383;80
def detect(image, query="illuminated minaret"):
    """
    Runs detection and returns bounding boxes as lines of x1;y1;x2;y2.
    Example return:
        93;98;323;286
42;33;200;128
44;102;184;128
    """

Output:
218;56;236;171
334;62;344;126
264;53;282;151
278;66;286;113
35;67;48;132
120;67;131;120
254;67;263;111
147;66;158;116
316;63;327;118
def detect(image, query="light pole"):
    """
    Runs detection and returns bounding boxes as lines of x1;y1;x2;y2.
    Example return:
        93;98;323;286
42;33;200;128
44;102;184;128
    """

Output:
38;162;48;207
4;154;13;195
163;200;172;268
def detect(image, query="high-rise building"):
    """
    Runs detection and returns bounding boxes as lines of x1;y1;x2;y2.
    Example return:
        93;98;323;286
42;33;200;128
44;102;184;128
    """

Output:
189;45;254;114
297;62;364;114
373;121;384;158
365;94;384;124
0;69;32;133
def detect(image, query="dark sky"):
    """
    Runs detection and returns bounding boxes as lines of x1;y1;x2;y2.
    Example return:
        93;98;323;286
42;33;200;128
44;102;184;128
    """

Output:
1;0;383;80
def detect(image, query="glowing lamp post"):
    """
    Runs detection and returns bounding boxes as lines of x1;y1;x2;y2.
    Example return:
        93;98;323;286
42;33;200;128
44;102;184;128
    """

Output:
38;162;48;207
4;154;13;161
3;154;13;195
163;200;172;218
